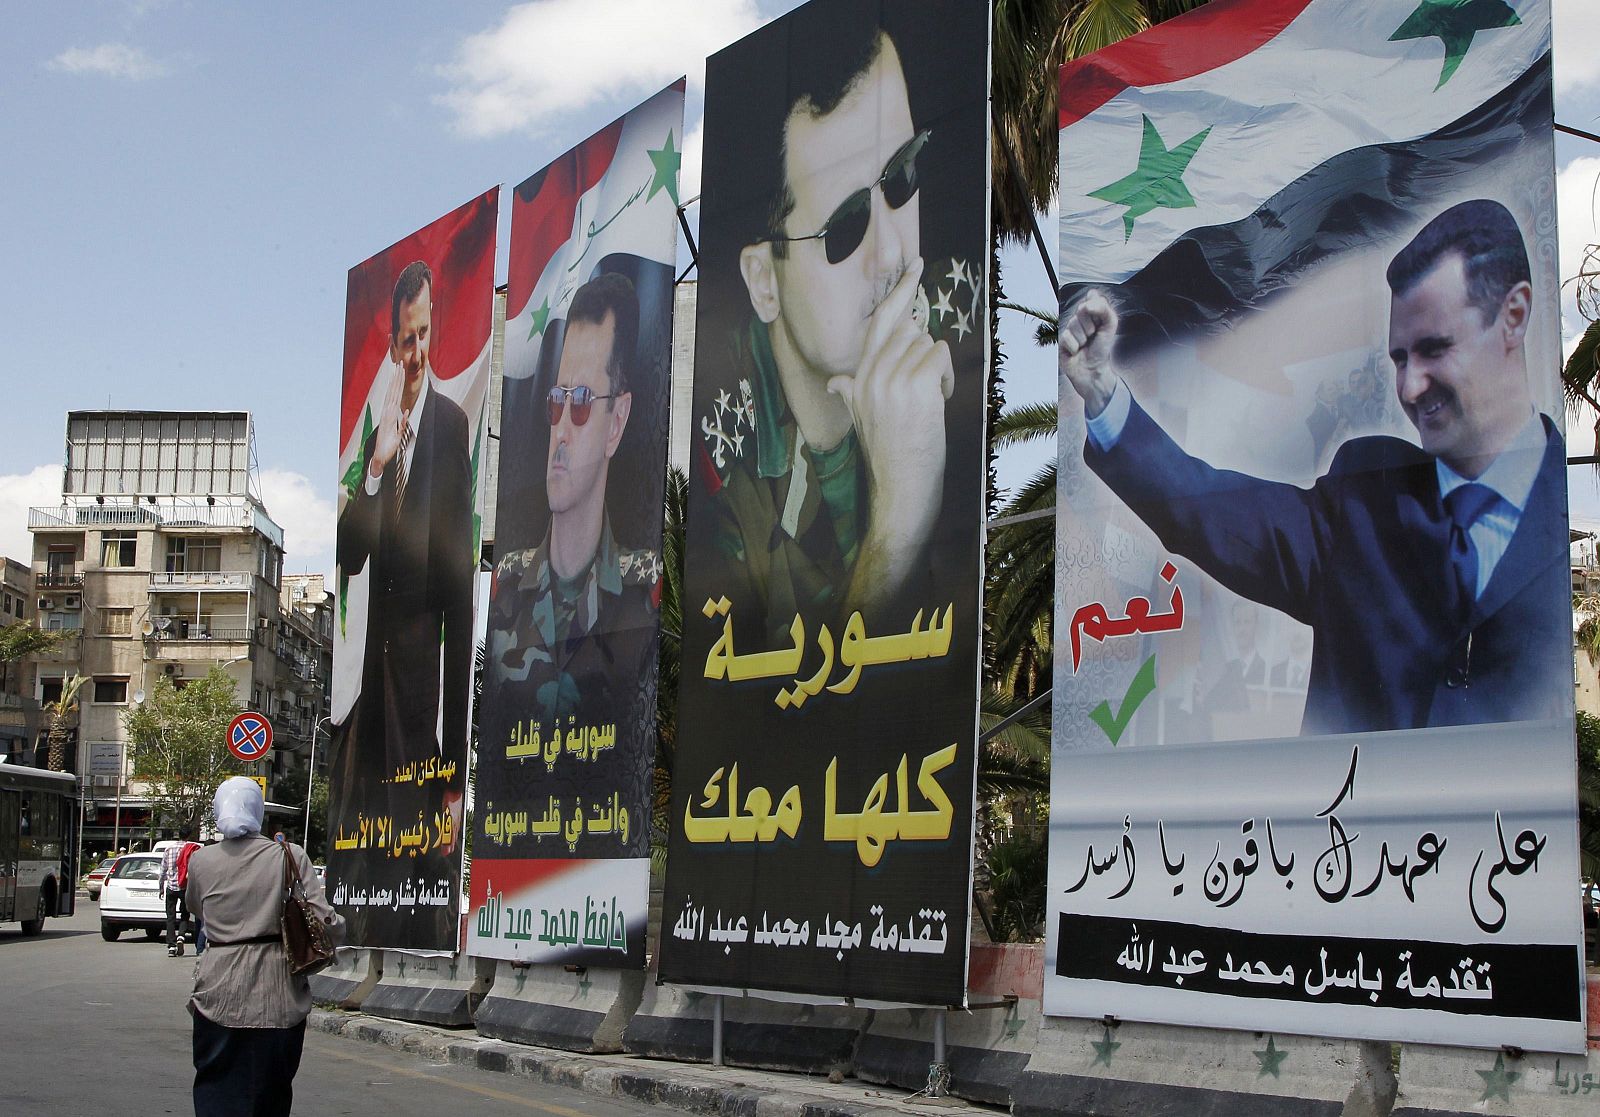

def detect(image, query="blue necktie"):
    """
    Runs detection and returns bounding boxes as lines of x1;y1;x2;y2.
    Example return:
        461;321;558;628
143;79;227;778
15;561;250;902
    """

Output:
1444;482;1497;617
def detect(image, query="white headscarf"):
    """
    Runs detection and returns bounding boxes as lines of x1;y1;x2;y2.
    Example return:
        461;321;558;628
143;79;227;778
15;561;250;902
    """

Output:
213;776;264;839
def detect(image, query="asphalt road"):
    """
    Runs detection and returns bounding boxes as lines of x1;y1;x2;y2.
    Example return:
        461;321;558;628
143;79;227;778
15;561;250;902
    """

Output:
0;903;664;1117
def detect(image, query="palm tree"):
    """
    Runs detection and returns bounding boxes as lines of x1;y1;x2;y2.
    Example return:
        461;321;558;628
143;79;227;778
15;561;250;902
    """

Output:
991;0;1213;245
651;465;688;874
45;673;87;772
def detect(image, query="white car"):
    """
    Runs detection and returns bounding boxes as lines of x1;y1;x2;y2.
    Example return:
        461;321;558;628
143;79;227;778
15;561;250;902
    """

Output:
99;854;168;942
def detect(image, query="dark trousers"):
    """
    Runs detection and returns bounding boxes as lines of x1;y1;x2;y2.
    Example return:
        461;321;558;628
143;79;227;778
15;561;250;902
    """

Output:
165;889;187;949
192;1012;305;1117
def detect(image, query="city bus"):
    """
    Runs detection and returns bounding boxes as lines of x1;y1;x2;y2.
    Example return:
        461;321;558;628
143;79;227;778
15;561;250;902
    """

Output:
0;763;78;934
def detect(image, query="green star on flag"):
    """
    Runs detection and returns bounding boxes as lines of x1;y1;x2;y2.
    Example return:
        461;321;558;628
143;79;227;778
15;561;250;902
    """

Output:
527;297;551;340
1089;115;1211;242
1475;1052;1519;1103
1389;0;1520;90
1254;1036;1288;1079
1090;1026;1121;1067
647;131;682;205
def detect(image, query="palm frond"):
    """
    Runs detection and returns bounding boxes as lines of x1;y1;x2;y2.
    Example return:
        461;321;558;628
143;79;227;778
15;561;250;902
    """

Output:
992;402;1061;450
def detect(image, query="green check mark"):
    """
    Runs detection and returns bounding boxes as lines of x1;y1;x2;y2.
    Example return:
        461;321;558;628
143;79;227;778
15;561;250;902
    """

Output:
1089;655;1156;745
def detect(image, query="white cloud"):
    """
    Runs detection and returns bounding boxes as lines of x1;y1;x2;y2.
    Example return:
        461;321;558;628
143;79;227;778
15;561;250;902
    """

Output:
1556;0;1600;99
0;466;62;566
438;0;761;137
1557;155;1600;358
680;115;705;201
258;469;336;580
47;43;168;81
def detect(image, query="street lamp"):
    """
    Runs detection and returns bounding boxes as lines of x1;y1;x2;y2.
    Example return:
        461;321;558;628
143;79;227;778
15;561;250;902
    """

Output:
305;716;333;842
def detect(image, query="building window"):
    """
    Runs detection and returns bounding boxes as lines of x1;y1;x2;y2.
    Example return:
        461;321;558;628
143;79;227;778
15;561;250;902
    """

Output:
2;592;10;615
101;533;136;568
93;678;128;704
166;536;221;573
100;608;133;636
44;611;81;632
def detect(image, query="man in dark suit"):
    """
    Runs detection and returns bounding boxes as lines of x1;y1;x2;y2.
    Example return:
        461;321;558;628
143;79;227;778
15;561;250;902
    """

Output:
1059;199;1569;735
335;260;472;856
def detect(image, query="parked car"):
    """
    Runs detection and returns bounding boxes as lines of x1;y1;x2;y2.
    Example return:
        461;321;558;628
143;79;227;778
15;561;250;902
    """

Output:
99;854;167;942
84;856;119;900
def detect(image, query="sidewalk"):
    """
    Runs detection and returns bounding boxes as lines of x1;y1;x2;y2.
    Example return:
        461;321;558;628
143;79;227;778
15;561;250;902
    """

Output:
310;1009;990;1117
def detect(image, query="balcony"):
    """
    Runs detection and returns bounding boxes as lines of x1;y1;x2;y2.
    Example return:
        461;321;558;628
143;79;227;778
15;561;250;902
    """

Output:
35;572;83;590
29;495;283;550
34;632;81;661
150;571;251;591
147;627;256;645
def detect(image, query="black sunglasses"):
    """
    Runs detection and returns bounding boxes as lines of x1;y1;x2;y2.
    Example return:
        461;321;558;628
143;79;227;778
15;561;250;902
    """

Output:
771;129;931;265
546;385;619;426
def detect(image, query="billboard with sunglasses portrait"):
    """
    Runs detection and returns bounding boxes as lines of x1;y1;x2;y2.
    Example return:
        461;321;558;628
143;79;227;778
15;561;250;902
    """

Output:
467;83;683;968
660;0;990;1005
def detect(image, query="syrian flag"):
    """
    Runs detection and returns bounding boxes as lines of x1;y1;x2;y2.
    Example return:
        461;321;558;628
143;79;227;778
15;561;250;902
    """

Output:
1058;0;1554;362
332;189;499;720
504;80;684;366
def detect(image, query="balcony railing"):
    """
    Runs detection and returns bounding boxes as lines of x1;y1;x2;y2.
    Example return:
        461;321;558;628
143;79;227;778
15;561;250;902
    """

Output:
29;496;284;550
35;572;83;589
150;571;251;591
148;627;256;644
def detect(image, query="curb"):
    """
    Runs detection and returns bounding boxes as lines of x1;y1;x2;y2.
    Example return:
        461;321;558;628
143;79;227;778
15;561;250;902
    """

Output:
309;1009;966;1117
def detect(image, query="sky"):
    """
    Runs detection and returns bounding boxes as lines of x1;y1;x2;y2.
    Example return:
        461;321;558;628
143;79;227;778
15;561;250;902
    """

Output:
1;0;1599;580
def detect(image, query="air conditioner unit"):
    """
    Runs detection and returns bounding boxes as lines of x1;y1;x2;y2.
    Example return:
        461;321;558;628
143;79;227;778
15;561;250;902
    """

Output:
163;664;178;676
37;596;53;611
62;594;80;609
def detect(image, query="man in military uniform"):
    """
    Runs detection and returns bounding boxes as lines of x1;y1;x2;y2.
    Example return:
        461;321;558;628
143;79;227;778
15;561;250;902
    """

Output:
696;18;975;644
482;273;659;822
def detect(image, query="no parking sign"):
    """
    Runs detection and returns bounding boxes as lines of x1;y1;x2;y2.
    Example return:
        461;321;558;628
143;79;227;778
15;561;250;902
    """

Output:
226;712;273;763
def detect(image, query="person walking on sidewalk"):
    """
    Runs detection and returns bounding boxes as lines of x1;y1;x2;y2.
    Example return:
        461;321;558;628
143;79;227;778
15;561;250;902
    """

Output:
161;831;200;957
184;777;344;1117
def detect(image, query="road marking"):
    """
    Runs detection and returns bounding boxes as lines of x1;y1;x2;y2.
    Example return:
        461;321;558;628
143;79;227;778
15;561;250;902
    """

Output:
321;1046;600;1116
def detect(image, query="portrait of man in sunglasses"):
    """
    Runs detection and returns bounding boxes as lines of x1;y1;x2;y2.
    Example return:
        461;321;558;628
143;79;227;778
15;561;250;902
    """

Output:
485;271;660;735
692;5;983;647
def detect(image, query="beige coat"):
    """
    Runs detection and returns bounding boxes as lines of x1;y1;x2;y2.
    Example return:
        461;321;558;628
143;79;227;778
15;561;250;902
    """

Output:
185;835;345;1028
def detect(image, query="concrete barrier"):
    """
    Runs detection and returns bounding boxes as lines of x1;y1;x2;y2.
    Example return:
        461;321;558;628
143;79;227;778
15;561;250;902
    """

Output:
855;942;1043;1106
622;972;868;1073
1012;1015;1396;1117
1390;975;1600;1116
308;947;381;1009
474;961;646;1053
361;951;494;1028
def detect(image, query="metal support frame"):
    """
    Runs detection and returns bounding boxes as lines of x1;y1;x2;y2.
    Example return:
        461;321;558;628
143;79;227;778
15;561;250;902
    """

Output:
711;994;725;1065
676;201;701;285
1558;122;1600;146
993;111;1059;296
979;688;1051;744
927;1009;949;1097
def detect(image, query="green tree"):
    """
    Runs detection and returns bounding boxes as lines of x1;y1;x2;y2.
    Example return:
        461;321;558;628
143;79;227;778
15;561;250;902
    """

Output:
272;766;329;860
651;465;688;875
0;621;63;669
1578;712;1600;880
123;667;248;836
44;673;87;772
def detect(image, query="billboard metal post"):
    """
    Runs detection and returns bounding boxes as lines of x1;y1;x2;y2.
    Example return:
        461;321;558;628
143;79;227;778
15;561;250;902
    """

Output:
712;995;724;1066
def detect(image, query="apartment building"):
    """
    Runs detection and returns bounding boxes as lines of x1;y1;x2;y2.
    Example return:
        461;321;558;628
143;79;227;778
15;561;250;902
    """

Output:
0;557;40;760
25;411;299;848
275;572;334;780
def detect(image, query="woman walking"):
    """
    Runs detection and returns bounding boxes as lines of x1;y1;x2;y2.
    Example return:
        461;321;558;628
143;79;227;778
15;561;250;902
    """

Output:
185;776;344;1116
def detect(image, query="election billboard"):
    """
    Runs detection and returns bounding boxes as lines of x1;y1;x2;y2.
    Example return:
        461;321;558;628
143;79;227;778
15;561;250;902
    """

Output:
660;0;990;1005
1048;0;1581;1050
328;189;498;951
468;84;683;967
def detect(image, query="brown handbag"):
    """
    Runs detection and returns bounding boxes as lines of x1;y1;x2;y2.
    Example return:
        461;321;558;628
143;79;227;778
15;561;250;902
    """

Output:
280;841;336;976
